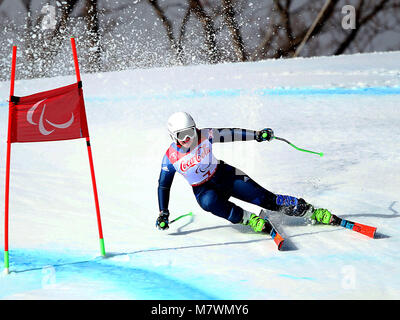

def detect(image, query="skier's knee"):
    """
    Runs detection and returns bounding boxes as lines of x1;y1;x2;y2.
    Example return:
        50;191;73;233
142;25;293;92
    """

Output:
198;191;218;212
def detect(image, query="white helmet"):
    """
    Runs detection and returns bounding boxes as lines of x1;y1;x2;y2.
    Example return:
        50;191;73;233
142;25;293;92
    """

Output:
167;112;197;144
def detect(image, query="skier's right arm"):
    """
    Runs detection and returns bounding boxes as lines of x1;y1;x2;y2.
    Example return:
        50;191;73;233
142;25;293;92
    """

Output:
157;154;176;230
203;128;274;143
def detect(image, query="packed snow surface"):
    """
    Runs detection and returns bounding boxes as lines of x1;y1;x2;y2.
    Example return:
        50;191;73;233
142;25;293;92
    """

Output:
0;51;399;299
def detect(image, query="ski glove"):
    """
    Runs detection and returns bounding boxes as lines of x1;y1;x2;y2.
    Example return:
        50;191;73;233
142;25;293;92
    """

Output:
256;128;274;142
156;210;170;230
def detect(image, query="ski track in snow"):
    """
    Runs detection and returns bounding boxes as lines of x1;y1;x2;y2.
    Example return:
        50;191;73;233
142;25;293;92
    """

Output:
0;51;399;299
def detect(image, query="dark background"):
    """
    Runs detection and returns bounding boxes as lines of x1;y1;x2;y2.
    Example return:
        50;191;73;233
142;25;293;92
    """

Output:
0;0;399;80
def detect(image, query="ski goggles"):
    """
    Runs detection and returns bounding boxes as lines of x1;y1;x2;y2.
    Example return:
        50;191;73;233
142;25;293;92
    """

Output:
173;127;196;142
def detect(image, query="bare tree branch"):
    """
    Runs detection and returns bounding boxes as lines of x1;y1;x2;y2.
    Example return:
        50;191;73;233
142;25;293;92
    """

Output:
147;0;183;64
177;5;192;62
294;0;334;57
189;0;220;64
84;0;102;72
273;0;294;45
221;0;248;61
254;22;279;60
335;0;390;55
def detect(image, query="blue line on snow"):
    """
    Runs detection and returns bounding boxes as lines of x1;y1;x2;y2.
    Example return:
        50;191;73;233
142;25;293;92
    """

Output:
84;86;400;103
278;274;315;281
1;86;399;107
0;249;218;299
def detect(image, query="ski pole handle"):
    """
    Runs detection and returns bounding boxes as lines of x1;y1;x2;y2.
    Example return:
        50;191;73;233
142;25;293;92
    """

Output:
274;136;324;157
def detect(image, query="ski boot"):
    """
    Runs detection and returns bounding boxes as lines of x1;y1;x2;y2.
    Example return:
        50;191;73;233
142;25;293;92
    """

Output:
241;210;265;232
306;207;334;225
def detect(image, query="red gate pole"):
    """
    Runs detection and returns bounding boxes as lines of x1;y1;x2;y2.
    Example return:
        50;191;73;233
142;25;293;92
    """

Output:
70;37;106;257
4;46;17;274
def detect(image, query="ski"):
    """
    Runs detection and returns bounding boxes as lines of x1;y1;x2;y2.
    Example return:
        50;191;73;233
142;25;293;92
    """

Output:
330;215;376;238
261;214;285;250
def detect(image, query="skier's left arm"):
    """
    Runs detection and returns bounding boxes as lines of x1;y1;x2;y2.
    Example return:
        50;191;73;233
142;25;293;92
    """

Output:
203;128;274;143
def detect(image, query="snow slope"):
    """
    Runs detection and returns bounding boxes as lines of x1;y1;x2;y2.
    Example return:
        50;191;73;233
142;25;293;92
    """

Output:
0;51;399;299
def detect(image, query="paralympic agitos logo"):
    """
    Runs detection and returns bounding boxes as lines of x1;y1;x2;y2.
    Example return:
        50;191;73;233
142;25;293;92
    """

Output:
180;145;211;172
27;98;74;135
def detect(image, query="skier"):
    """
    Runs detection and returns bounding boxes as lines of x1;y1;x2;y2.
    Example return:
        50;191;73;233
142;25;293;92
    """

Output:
156;111;332;232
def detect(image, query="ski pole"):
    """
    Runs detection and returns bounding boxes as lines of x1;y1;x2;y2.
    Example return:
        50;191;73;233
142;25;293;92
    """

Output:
159;212;193;229
272;136;324;157
170;212;193;224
